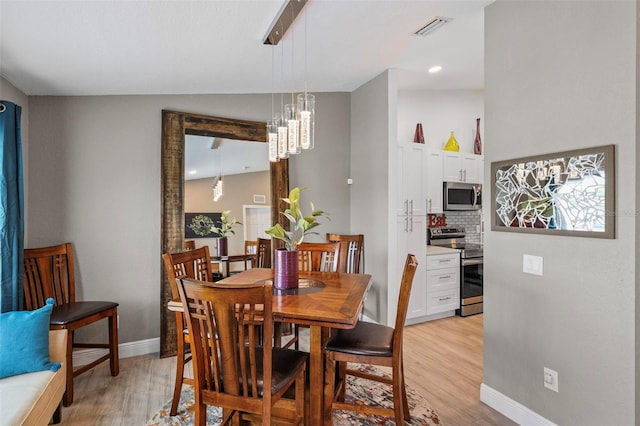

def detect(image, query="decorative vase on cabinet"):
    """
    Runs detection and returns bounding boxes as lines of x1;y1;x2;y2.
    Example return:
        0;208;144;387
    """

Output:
443;131;460;152
474;118;482;155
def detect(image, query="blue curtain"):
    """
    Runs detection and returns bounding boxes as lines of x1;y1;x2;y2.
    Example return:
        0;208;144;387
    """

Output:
0;100;24;313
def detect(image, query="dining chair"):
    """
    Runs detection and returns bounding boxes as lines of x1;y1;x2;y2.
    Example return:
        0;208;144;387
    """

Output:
297;241;340;273
184;240;196;250
23;242;119;407
256;237;272;268
244;240;258;270
162;246;213;416
326;233;365;273
283;241;340;350
177;277;308;426
323;253;418;424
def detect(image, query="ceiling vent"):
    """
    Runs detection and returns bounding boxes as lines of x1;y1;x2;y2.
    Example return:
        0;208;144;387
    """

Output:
414;16;452;37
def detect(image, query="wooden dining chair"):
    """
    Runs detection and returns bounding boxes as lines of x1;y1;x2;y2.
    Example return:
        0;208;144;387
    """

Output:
23;242;119;407
323;253;418;425
184;240;196;250
244;240;258;270
177;277;308;426
297;241;340;273
256;237;272;268
326;233;365;273
162;246;213;416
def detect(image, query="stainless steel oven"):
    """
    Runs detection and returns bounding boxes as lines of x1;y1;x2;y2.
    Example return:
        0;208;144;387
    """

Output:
428;227;483;317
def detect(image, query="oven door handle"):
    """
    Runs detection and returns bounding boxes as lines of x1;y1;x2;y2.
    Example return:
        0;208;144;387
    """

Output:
462;258;483;266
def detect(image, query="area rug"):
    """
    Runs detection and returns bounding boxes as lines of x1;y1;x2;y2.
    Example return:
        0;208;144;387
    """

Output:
147;364;441;425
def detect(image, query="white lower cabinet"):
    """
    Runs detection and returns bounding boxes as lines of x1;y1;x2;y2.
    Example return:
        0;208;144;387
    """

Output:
426;252;460;316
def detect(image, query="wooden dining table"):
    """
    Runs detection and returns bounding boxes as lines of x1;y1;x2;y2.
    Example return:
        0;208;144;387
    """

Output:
217;267;372;424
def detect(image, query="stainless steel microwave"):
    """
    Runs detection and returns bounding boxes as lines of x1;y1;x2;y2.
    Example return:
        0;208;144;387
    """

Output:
443;182;482;211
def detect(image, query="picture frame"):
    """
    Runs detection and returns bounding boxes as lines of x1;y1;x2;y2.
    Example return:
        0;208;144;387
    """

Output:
490;144;615;239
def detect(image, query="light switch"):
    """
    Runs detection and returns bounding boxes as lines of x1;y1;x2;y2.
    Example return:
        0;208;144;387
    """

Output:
523;254;543;276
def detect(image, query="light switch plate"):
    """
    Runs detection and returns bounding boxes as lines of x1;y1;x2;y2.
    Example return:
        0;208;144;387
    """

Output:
523;254;543;276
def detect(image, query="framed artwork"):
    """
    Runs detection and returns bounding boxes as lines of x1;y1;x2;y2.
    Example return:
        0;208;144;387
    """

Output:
185;212;222;238
491;144;615;238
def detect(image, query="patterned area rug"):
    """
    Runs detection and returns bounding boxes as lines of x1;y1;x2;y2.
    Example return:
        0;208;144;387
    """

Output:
147;364;440;425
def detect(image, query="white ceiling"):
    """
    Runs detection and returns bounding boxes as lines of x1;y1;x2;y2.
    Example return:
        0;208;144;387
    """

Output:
0;0;491;96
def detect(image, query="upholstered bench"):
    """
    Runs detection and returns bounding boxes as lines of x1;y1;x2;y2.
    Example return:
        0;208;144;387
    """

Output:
0;322;67;424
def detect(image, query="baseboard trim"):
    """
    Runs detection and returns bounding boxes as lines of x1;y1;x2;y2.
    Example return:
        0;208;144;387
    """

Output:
73;337;160;366
480;383;556;426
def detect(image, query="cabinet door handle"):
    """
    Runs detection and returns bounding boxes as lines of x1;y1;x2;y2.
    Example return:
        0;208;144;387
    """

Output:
428;199;432;212
439;296;451;302
409;215;413;232
439;275;451;280
463;169;467;182
404;200;408;216
438;259;452;264
404;216;408;232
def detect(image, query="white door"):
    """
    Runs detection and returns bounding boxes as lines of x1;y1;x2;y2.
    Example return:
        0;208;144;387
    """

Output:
243;205;272;241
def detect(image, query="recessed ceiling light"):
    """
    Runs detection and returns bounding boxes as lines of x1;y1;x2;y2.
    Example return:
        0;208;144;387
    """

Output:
189;170;197;175
429;65;442;73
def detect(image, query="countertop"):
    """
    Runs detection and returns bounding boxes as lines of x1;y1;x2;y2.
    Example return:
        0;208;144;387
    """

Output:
426;245;461;256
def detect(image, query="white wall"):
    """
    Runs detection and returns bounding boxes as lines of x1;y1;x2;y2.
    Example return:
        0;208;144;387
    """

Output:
397;89;484;154
26;92;351;344
484;1;636;424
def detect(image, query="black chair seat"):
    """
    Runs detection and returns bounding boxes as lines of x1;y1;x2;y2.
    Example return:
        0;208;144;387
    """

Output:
238;347;308;397
325;320;394;357
50;301;119;325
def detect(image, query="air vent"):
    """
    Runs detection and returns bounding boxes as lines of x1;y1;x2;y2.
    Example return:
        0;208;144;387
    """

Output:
414;16;452;37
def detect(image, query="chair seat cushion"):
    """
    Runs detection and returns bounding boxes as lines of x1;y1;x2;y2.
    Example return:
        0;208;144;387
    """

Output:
239;347;308;397
325;320;394;357
50;301;118;326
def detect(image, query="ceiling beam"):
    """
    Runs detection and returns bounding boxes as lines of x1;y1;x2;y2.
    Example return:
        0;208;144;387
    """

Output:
263;0;308;45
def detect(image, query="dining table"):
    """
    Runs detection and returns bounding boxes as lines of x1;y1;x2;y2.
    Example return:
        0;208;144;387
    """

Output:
216;267;372;424
210;253;256;278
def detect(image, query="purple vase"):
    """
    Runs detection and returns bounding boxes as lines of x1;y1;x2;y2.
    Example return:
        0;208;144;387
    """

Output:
215;237;228;257
274;248;299;289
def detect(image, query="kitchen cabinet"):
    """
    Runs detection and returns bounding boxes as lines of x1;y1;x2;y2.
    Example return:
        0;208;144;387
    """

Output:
425;251;460;315
400;214;427;320
442;152;483;184
426;150;443;214
395;143;426;217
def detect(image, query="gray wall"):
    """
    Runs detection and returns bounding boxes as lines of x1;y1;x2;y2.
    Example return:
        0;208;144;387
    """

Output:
26;92;351;344
484;1;636;424
351;70;393;323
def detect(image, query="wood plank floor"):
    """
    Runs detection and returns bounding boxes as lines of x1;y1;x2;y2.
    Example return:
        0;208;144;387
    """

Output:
59;314;515;425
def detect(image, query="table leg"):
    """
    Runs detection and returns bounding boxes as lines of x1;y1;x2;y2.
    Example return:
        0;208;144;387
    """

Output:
309;325;329;424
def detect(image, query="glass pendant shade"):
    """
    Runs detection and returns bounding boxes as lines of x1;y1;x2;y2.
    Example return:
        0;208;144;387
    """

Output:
267;121;279;162
213;177;223;202
297;93;315;149
274;113;289;159
285;103;300;154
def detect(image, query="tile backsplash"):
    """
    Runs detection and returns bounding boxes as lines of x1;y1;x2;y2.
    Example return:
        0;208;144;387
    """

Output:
429;210;483;244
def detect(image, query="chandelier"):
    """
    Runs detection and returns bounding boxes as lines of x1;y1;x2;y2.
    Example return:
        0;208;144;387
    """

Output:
264;0;315;163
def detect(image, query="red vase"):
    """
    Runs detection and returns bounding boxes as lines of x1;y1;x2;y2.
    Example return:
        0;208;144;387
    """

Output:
274;248;299;289
413;123;425;144
474;118;482;155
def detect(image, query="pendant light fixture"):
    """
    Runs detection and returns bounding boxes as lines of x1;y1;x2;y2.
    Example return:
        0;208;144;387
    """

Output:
264;0;314;161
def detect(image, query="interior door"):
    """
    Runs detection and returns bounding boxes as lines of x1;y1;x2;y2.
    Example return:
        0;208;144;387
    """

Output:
243;205;272;241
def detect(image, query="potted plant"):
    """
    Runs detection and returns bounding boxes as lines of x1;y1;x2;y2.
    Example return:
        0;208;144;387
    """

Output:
266;187;328;289
211;210;242;257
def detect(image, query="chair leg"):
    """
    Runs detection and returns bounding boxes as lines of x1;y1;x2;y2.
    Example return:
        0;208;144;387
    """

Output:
392;361;406;424
52;401;62;424
63;330;74;407
108;309;120;376
400;358;410;421
170;333;186;415
337;361;347;402
323;353;336;426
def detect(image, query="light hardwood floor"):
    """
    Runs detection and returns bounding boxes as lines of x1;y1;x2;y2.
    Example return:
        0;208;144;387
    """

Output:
59;314;515;425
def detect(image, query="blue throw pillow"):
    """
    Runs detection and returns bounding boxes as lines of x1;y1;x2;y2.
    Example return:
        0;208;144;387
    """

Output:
0;298;61;379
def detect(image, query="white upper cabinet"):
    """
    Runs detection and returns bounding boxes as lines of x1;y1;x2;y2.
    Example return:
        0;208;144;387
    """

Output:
442;152;483;184
395;143;427;217
426;150;443;214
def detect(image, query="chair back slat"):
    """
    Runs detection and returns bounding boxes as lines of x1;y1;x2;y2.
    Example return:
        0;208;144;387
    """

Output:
326;234;365;273
256;238;272;268
297;242;340;272
178;278;273;400
23;242;75;309
393;254;419;349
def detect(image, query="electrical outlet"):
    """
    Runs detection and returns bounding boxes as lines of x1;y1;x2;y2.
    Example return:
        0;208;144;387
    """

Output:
544;367;558;392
